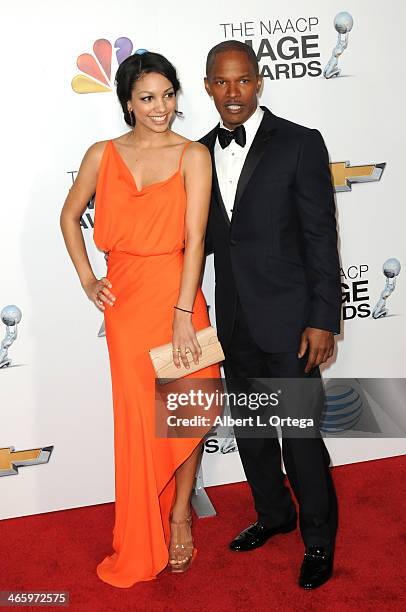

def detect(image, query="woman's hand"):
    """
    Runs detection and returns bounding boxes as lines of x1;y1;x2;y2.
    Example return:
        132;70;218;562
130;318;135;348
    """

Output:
172;310;202;369
82;277;116;312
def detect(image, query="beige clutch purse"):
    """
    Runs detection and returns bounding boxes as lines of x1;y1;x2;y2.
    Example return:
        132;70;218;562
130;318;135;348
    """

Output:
149;326;225;384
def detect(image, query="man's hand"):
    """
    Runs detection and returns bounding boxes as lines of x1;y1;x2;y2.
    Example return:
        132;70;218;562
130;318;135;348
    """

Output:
298;327;335;373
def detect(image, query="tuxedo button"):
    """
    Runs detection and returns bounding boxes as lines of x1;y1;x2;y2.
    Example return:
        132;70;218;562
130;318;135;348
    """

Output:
230;239;237;246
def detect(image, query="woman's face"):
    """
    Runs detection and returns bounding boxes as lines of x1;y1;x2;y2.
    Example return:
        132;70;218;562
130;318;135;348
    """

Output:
128;71;177;133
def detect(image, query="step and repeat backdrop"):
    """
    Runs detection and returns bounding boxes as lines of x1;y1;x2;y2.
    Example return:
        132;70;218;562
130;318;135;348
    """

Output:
1;0;405;518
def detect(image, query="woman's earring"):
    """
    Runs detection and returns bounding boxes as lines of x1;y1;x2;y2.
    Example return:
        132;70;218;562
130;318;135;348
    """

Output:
129;109;134;129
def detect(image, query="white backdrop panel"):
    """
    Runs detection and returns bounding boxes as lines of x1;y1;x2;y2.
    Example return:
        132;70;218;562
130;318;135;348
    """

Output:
1;0;405;519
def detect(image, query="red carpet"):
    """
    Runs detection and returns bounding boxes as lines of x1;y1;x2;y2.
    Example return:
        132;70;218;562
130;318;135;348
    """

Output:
1;455;405;611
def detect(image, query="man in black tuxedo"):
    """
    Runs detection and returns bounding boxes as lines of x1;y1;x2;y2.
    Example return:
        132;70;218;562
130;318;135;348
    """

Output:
200;40;341;589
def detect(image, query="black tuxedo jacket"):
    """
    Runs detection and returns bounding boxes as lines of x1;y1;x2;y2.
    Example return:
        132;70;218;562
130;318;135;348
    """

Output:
200;106;341;354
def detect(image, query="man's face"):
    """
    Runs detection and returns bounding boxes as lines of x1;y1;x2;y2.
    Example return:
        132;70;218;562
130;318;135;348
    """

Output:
204;50;262;130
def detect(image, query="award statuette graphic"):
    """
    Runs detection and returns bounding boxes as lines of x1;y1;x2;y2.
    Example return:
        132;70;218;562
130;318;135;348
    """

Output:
219;433;238;454
97;249;109;337
324;11;354;79
0;305;22;369
372;258;401;319
98;320;106;337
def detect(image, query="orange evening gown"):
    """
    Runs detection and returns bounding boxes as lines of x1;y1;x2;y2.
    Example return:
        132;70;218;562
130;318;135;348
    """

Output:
92;139;221;588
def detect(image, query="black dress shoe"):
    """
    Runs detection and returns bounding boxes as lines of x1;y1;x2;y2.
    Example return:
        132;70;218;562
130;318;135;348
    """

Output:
298;547;333;589
229;517;297;552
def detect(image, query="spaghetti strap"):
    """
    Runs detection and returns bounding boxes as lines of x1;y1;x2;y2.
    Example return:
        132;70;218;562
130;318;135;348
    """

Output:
177;140;193;172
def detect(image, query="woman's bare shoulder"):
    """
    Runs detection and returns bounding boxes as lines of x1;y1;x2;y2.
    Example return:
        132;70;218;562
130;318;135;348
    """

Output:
76;140;114;176
182;140;211;164
84;139;110;163
184;140;207;152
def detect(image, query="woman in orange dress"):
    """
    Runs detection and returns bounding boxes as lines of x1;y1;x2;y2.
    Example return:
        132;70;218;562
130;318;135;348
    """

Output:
60;51;221;587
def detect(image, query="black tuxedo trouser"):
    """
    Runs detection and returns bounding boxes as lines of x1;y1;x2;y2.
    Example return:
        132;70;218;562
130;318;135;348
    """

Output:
222;295;338;552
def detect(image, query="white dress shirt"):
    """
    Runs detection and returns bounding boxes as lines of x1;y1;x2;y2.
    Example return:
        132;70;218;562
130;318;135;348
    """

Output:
214;106;264;220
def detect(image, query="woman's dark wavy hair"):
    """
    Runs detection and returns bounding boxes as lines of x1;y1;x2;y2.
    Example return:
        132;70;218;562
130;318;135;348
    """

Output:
115;51;181;126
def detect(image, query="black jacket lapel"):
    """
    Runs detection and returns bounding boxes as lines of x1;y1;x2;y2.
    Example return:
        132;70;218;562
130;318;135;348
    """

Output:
200;107;280;228
232;106;279;219
201;125;231;227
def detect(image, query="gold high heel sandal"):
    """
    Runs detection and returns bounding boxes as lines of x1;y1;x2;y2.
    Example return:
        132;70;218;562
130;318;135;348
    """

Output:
168;513;197;573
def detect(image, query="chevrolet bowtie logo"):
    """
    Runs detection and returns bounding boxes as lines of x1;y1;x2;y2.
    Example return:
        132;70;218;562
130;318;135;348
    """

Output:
0;446;53;477
330;161;386;192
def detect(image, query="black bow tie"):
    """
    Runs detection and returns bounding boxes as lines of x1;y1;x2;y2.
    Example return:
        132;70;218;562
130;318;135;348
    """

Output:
218;124;246;149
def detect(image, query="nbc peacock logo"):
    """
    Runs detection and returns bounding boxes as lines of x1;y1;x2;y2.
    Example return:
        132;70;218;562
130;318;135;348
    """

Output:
71;37;147;94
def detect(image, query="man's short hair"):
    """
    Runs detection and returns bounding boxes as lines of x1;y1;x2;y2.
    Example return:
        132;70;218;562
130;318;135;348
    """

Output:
206;40;259;77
